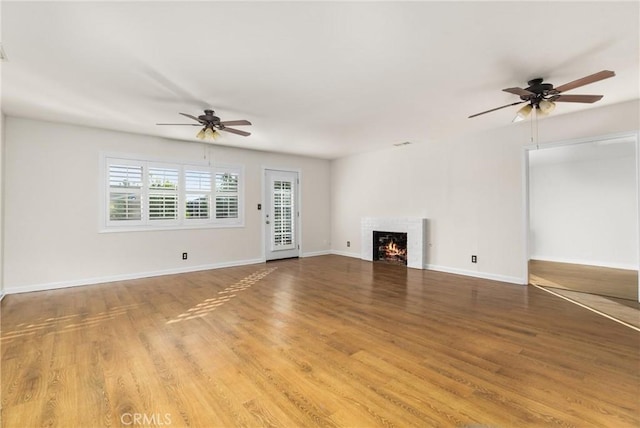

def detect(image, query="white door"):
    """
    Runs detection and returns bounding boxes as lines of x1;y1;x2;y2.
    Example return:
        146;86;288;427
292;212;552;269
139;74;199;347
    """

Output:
265;169;299;260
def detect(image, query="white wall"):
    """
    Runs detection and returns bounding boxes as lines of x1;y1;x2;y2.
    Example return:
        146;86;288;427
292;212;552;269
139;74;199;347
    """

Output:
529;138;637;269
5;100;638;292
0;112;4;299
331;100;640;284
0;0;4;300
3;117;331;292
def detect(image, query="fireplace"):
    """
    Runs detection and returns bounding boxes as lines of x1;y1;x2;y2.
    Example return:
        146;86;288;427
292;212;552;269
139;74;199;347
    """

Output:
373;231;408;265
361;217;426;269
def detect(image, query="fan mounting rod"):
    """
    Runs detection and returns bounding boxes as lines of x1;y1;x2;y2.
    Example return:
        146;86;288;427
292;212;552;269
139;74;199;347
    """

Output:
526;78;553;93
521;78;556;104
200;109;220;123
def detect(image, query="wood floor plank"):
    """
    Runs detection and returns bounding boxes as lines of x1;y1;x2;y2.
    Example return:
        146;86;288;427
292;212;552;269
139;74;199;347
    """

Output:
2;255;639;427
530;259;638;300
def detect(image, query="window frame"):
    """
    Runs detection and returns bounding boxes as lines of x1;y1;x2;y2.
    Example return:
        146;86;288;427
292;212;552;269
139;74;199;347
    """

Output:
146;162;181;226
184;167;214;224
107;159;144;226
213;166;243;225
100;153;244;232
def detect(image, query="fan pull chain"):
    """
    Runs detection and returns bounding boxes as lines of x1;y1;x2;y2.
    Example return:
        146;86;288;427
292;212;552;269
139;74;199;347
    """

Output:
530;109;536;147
535;109;540;149
201;144;211;166
530;108;540;149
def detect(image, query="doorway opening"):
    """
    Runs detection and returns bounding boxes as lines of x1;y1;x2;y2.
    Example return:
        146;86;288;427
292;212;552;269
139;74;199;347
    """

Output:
525;133;639;308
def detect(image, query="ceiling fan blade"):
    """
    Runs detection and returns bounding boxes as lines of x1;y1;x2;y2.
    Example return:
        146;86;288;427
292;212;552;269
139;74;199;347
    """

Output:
553;70;615;93
156;123;201;126
220;127;251;137
468;101;526;118
502;87;534;97
552;94;603;103
179;112;205;123
219;120;252;126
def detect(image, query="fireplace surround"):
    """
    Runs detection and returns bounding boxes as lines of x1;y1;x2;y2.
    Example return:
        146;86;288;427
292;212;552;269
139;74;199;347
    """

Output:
361;217;427;269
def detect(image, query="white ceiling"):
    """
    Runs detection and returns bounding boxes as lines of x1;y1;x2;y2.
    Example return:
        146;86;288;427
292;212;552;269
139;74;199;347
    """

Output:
2;1;638;159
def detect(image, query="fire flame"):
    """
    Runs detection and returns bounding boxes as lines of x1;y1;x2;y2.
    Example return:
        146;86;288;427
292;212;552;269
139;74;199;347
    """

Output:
384;240;407;258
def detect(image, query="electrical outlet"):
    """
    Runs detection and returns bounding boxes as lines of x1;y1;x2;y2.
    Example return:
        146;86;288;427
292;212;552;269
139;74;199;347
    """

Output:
182;252;188;260
347;241;351;247
471;255;477;263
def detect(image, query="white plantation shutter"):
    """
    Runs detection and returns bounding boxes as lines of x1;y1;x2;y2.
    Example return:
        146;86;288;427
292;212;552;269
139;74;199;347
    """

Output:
148;166;179;221
185;169;212;220
215;171;239;219
108;164;143;222
103;156;243;230
273;180;294;247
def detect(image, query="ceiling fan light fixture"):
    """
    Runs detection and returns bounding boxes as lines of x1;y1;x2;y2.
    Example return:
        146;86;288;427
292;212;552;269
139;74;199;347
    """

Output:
203;127;220;141
513;104;532;122
538;99;556;114
196;127;221;141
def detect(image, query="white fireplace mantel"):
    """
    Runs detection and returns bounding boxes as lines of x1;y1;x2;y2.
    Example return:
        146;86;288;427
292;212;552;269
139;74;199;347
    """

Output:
361;217;427;269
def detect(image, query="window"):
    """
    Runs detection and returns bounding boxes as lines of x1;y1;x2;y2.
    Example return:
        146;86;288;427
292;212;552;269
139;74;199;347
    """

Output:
215;170;239;219
108;163;143;223
185;169;212;220
148;166;179;221
103;155;243;231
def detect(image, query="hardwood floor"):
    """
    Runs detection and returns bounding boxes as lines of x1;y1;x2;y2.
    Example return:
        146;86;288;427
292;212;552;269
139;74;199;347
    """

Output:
529;259;638;301
536;286;640;330
2;255;639;427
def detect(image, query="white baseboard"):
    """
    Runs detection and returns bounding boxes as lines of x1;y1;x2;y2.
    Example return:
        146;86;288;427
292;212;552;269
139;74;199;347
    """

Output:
530;255;637;271
329;249;361;259
424;264;526;285
4;258;266;295
301;250;332;258
328;250;526;285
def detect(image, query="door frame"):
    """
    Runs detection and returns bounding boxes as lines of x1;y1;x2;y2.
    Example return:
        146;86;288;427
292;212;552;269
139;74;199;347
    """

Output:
262;166;302;261
522;130;640;302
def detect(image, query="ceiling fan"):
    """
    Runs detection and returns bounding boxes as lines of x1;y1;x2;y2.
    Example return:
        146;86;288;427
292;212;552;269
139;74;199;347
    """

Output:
468;70;615;121
157;109;252;140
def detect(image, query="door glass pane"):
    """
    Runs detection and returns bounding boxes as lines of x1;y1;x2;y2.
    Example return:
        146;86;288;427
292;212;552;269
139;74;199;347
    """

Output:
273;180;293;247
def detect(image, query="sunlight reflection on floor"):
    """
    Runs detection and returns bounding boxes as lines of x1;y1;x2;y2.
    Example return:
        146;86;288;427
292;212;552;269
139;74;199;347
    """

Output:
166;267;277;324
